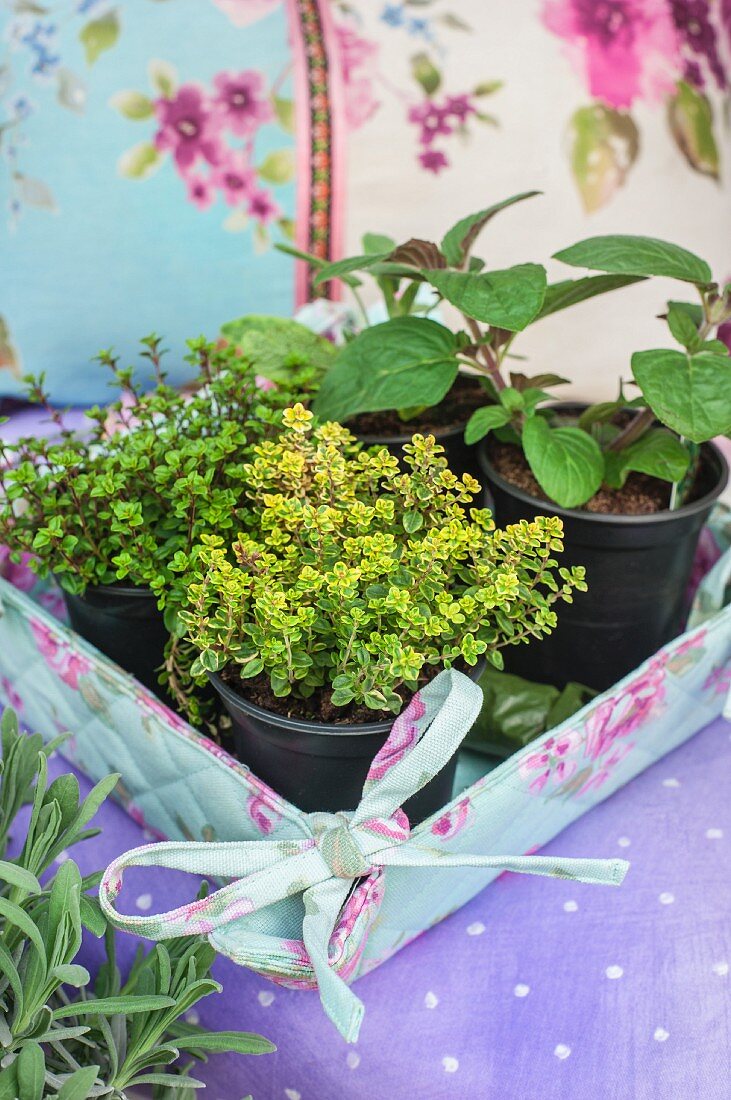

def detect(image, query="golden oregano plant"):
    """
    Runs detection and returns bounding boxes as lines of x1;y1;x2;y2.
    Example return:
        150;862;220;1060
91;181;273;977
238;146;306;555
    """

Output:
180;405;587;716
0;708;273;1099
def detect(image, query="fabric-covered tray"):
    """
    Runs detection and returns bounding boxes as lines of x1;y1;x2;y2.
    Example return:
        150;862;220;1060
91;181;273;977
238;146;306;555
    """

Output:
1;508;729;1040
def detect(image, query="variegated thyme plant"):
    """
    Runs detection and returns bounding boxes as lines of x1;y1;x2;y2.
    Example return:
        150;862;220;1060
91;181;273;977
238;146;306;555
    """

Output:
180;405;587;717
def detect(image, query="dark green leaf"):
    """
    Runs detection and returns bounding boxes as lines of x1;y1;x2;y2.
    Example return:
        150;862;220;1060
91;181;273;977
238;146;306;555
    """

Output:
554;235;712;285
604;429;691;488
537;274;645;320
313;253;391;287
522;417;604;508
274;243;326;268
632;348;731;441
312;317;458;423
666;303;702;350
363;232;396;254
425;264;547;331
464;405;511;445
440;192;541;266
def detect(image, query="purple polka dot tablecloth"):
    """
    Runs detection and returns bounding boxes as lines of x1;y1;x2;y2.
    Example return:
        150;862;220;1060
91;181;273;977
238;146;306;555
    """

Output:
11;712;729;1100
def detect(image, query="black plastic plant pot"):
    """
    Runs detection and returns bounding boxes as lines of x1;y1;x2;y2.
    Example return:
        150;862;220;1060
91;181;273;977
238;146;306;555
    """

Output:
478;440;729;693
357;420;482;485
63;584;169;698
209;663;485;824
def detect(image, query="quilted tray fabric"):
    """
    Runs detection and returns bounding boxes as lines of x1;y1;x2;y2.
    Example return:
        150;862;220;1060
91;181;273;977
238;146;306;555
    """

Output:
0;508;730;1039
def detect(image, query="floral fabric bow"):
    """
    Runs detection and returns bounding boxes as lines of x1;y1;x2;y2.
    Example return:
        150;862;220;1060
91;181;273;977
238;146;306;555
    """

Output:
99;669;629;1041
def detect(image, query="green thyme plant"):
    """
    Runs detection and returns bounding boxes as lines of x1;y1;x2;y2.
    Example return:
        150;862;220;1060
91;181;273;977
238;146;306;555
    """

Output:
0;707;273;1098
283;196;731;509
180;405;586;717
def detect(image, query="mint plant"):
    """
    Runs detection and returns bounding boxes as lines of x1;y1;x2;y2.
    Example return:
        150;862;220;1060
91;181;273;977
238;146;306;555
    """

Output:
180;405;586;717
282;197;731;509
0;707;273;1097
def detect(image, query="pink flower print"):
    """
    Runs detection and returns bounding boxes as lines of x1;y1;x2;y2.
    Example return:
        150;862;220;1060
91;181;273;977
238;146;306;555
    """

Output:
212;150;256;206
185;171;215;210
154;85;222;171
248;790;282;835
1;676;23;713
408;101;453;145
578;740;635;794
430;796;472;840
335;23;380;129
518;730;583;794
29;619;92;689
419;148;449;173
543;0;681;108
366;694;426;784
583;663;666;762
212;70;273;136
247;188;280;223
703;664;731;696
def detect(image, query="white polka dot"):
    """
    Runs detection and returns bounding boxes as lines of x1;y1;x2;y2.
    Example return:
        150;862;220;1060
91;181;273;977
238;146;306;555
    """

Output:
55;850;69;863
135;893;152;911
712;961;729;977
514;984;530;998
617;836;631;848
346;1052;360;1069
662;778;681;788
442;1057;459;1073
424;991;439;1009
658;892;675;905
466;921;485;936
258;990;275;1007
284;1091;301;1100
563;900;578;913
605;965;624;980
706;828;724;839
185;1010;199;1026
654;1027;669;1042
554;1044;571;1060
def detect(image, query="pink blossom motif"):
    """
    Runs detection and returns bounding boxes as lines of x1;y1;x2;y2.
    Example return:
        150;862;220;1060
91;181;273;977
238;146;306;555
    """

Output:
335;23;380;129
247;188;280;223
29;619;92;690
366;694;426;784
247;790;282;835
212;70;273;136
419;148;449;173
542;0;681;108
165;895;217;936
408;101;454;145
578;740;635;794
154;85;222;171
519;729;583;794
430;796;472;840
583;662;667;762
1;676;23;713
209;0;280;28
185;172;216;210
211;150;256;206
703;664;731;696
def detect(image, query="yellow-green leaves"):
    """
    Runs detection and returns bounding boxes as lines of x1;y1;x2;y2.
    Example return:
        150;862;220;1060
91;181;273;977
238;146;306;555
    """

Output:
79;10;120;66
568;104;639;213
668;81;719;181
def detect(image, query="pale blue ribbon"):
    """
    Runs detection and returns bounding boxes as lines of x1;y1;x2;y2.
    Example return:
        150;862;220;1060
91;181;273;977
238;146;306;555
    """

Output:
99;669;629;1041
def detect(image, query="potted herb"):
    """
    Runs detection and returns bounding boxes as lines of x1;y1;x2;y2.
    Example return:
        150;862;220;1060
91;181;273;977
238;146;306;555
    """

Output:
0;707;274;1095
180;405;586;820
0;336;291;703
475;236;730;690
276;192;641;479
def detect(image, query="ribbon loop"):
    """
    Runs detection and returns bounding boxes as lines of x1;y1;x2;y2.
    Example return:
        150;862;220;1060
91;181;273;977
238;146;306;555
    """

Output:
316;822;372;879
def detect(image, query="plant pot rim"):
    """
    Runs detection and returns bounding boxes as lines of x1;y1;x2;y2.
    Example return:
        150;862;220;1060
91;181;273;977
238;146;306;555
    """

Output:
209;658;486;737
478;438;728;527
65;583;156;599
